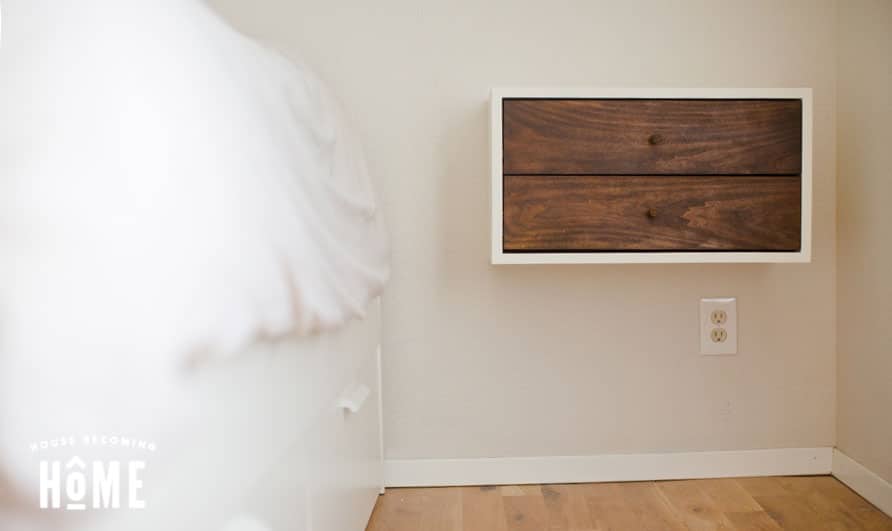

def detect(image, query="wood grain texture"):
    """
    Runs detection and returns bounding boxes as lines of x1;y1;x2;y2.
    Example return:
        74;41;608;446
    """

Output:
503;99;802;175
461;486;507;531
503;175;801;252
655;480;737;530
540;484;596;530
367;477;892;531
503;494;549;531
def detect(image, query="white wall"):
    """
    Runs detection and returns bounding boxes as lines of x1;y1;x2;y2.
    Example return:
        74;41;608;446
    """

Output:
209;0;838;460
837;0;892;484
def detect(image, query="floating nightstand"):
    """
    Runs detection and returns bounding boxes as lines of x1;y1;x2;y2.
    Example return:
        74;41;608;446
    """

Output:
490;88;813;264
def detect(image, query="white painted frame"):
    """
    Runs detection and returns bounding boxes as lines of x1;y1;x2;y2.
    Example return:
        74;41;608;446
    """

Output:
490;87;813;265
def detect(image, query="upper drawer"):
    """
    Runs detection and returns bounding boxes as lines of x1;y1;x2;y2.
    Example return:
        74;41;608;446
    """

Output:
502;99;802;175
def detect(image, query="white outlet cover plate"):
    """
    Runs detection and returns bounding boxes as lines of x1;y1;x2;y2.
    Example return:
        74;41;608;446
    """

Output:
700;298;738;355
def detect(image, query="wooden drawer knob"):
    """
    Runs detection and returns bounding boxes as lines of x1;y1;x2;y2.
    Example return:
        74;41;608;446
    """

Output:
647;208;658;219
648;133;665;145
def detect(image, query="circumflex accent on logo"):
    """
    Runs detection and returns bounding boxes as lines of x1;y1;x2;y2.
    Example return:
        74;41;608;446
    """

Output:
30;434;157;511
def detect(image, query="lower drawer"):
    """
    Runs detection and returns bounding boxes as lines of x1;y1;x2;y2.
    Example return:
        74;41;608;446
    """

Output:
306;345;382;531
503;175;801;252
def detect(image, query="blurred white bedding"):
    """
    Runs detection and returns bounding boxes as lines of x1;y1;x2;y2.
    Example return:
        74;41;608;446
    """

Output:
0;0;388;520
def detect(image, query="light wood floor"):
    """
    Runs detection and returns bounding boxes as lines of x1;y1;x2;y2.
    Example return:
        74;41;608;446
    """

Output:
367;476;892;530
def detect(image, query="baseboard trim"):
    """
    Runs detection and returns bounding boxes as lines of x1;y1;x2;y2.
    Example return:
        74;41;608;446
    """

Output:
385;447;832;487
832;449;892;517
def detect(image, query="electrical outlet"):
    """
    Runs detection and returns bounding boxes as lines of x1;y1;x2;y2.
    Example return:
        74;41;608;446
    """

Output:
700;298;737;355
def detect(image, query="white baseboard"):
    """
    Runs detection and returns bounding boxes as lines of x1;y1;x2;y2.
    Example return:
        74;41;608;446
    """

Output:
832;449;892;517
385;447;832;487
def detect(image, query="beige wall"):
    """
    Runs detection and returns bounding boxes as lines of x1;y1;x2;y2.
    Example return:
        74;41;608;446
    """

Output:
837;1;892;483
209;0;838;459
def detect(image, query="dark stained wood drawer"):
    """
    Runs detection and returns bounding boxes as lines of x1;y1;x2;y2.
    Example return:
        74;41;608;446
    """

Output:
491;89;811;263
503;175;801;252
503;99;802;176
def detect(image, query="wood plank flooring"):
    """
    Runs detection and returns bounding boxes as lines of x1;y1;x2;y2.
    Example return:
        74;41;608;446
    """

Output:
367;476;892;530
